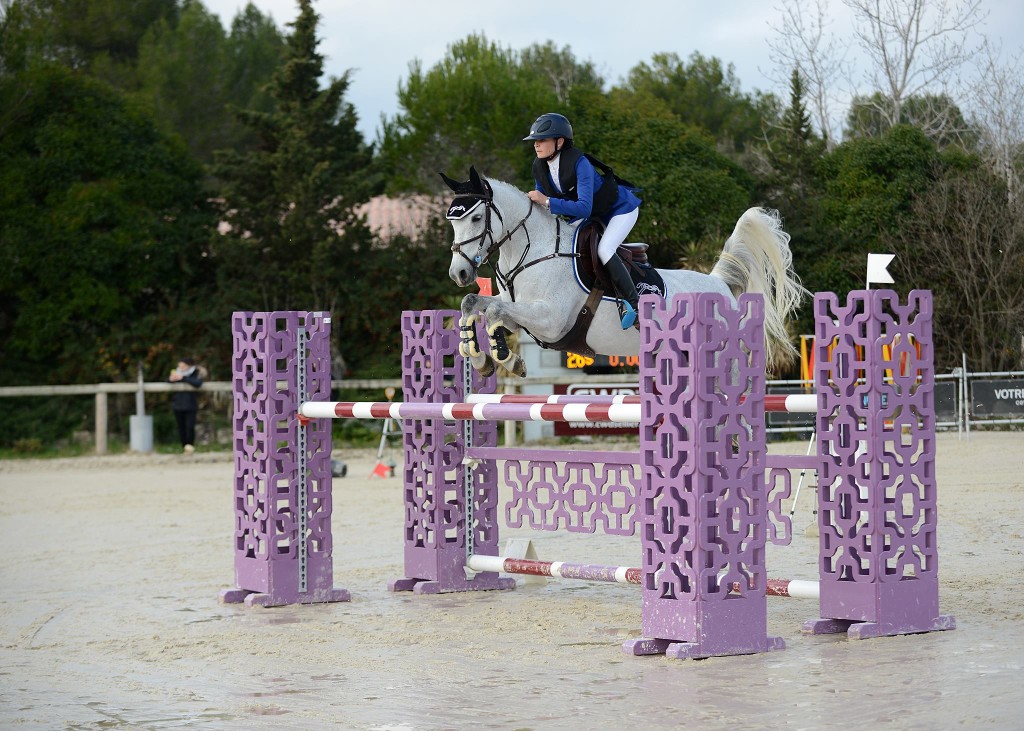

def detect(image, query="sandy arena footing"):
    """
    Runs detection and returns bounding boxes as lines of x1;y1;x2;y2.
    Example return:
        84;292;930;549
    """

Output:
1;432;1022;729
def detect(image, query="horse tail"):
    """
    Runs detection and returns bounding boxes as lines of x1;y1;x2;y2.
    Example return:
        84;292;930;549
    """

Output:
709;207;808;372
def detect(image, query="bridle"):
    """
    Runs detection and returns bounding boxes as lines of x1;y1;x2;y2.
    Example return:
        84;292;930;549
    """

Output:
449;187;573;300
449;192;506;269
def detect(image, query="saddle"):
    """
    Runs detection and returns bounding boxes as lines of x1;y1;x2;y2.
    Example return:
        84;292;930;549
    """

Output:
575;220;650;289
540;220;657;357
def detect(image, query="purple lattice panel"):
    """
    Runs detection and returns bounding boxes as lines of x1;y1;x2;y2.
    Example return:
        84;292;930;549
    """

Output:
497;449;640;536
221;310;349;607
765;464;795;545
625;293;782;660
807;289;954;639
389;310;513;594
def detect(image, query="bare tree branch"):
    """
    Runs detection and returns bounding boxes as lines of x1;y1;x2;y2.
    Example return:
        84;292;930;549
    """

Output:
767;0;851;148
844;0;985;132
966;40;1024;202
887;172;1024;371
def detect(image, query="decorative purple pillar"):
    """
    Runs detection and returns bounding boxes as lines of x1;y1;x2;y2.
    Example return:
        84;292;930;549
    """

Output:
625;293;783;659
388;310;515;594
804;289;955;638
220;311;350;607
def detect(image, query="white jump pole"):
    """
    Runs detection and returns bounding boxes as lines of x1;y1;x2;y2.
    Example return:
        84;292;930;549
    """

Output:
467;555;819;598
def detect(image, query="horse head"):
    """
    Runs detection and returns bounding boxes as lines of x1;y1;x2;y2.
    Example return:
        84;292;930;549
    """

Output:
441;166;499;287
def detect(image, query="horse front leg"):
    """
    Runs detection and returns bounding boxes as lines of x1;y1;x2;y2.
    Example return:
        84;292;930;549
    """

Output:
485;319;527;378
480;299;560;379
459;294;498;377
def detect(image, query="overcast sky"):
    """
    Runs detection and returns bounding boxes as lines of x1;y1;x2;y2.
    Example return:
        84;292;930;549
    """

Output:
201;0;1024;142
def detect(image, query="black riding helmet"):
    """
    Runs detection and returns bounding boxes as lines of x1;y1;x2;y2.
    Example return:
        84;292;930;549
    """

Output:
523;113;573;142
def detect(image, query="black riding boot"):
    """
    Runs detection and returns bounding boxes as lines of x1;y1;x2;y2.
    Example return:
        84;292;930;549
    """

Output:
604;255;640;330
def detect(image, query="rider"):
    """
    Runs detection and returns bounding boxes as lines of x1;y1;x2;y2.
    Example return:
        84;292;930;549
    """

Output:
524;113;642;329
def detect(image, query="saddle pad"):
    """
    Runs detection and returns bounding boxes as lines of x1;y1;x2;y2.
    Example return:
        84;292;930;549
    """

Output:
570;226;666;302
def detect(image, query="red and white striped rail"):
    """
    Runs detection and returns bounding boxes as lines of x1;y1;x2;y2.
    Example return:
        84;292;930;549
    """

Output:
299;393;817;423
466;393;818;413
299;400;643;423
466;555;819;598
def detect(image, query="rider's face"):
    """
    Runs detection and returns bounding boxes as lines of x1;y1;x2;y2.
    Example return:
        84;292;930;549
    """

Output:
533;137;560;158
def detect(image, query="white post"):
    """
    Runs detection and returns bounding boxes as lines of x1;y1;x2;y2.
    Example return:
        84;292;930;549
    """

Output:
95;391;107;454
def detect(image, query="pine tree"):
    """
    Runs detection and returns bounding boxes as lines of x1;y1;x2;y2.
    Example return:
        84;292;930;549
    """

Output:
211;0;374;313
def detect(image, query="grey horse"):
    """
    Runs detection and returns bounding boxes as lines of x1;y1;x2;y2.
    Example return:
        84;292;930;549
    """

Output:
443;167;806;378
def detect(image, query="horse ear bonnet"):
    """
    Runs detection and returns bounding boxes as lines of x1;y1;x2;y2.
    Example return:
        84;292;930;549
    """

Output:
440;167;489;220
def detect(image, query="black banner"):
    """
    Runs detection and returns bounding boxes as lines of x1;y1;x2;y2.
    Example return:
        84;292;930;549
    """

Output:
970;379;1024;418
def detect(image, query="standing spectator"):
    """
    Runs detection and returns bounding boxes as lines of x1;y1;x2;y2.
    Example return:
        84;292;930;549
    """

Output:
169;358;203;454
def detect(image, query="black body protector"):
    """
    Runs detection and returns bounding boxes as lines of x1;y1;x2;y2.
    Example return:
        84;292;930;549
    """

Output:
532;147;619;220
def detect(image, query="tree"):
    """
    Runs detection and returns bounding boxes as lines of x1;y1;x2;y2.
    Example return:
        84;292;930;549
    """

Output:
223;3;285;122
210;0;375;353
135;1;285;165
135;1;230;164
967;42;1024;203
766;0;850;148
884;167;1024;371
0;0;177;85
519;40;604;105
378;33;601;192
618;51;780;157
846;90;974;148
0;64;213;384
758;70;827;247
843;0;984;137
814;124;941;296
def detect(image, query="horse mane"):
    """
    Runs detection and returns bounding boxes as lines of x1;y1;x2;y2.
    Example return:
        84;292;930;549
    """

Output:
485;177;531;211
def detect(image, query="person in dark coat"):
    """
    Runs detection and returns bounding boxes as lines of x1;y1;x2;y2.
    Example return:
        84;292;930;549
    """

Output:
523;112;643;329
169;358;203;454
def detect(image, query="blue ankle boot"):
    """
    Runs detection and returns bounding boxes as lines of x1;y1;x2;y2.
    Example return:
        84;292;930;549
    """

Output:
618;300;637;330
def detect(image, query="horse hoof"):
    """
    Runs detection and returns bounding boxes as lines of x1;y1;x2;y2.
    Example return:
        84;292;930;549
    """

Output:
504;358;527;378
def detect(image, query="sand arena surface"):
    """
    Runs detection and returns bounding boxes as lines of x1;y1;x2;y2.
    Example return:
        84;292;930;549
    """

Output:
1;432;1023;730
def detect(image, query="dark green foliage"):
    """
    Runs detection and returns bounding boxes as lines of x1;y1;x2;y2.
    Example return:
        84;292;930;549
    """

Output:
820;125;937;231
846;91;978;150
0;64;214;385
756;69;828;341
619;52;780;157
134;0;286;165
378;34;603;193
209;0;379;372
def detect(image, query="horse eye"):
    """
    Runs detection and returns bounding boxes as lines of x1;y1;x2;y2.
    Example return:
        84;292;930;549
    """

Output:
472;214;483;223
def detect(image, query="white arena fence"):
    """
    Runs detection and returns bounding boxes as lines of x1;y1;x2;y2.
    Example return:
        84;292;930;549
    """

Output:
0;367;1020;454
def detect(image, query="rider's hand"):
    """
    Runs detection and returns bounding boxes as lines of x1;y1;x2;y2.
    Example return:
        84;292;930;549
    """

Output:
527;190;549;209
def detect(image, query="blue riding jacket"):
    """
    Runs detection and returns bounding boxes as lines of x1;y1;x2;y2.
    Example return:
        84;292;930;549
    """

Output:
534;151;641;225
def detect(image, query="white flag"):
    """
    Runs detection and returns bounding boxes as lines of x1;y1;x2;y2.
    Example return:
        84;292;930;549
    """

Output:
866;253;895;287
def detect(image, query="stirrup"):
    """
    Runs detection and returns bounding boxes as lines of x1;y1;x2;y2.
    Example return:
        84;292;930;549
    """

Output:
618;300;637;330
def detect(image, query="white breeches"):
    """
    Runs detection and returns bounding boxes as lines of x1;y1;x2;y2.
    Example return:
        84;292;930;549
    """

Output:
598;207;639;263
